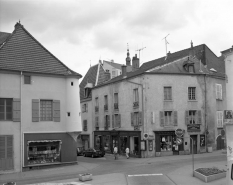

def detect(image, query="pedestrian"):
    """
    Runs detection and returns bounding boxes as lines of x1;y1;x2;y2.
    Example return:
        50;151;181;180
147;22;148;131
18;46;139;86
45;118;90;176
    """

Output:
113;146;118;160
125;147;129;159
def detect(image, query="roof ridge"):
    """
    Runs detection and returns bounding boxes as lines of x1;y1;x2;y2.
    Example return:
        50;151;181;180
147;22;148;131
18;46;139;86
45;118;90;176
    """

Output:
10;23;82;78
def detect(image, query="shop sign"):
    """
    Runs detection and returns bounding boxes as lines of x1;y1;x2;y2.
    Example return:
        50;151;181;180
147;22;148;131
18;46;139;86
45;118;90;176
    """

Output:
200;135;205;147
224;110;233;119
143;133;155;140
187;124;200;132
134;126;140;130
175;128;184;137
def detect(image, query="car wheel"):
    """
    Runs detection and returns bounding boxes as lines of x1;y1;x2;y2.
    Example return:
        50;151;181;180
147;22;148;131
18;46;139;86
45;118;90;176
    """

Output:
92;154;94;158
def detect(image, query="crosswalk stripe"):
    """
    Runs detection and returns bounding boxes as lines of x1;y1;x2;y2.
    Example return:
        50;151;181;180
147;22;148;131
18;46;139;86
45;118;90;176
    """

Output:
128;173;163;177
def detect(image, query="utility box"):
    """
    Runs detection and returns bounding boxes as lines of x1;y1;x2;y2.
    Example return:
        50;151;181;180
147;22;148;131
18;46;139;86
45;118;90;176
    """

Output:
226;122;233;185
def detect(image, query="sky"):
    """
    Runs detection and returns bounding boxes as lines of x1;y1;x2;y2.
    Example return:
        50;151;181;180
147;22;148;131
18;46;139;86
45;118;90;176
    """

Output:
0;0;233;80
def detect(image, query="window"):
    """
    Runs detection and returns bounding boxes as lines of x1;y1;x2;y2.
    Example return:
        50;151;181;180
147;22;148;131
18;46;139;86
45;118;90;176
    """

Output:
67;112;70;117
104;115;110;130
71;82;74;86
189;110;196;124
133;88;139;103
0;98;12;120
112;70;116;78
164;87;172;100
104;95;108;111
95;117;99;130
188;65;194;73
112;114;121;128
82;103;88;113
40;100;53;121
95;97;99;112
216;84;222;100
217;111;223;128
24;75;31;84
84;87;91;98
131;112;142;126
185;110;201;125
164;111;172;126
114;93;118;110
83;120;87;131
188;87;196;100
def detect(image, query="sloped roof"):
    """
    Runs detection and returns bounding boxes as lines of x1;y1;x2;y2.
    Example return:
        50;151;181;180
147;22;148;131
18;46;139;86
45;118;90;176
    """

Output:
103;60;123;70
0;32;11;45
94;44;225;88
0;23;82;78
221;46;233;54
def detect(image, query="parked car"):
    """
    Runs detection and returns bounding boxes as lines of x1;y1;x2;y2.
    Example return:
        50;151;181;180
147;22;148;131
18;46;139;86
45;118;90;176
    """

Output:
77;147;84;156
83;148;105;158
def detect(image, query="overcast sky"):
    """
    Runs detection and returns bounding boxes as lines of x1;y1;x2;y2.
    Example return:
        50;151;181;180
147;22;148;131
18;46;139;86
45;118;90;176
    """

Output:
0;0;233;80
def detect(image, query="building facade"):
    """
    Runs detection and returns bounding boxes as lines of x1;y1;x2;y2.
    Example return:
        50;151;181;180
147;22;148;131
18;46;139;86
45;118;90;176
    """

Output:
81;43;226;158
0;23;82;173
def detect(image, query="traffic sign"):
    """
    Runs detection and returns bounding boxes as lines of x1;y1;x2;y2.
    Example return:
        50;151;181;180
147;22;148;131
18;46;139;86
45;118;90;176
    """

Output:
176;138;183;145
175;128;184;137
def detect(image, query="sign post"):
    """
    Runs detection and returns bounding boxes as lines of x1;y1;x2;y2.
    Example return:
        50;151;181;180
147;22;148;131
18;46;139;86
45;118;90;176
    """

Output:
175;128;194;177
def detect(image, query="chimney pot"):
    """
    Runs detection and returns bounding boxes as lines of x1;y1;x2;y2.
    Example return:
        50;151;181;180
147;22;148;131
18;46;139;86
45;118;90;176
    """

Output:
121;65;127;76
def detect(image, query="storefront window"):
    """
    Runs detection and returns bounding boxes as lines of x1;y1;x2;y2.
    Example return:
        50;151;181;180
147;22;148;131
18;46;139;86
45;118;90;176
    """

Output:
95;136;101;149
160;136;173;151
120;136;127;153
27;140;61;165
103;135;110;152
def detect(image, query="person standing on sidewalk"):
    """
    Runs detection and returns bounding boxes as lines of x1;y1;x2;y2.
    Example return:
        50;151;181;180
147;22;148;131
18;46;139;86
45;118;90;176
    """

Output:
114;146;118;160
125;147;129;159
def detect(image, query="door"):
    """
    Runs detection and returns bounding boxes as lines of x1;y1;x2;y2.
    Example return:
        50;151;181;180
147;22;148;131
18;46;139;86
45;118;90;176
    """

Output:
112;136;118;153
0;135;14;171
190;135;197;154
217;135;224;150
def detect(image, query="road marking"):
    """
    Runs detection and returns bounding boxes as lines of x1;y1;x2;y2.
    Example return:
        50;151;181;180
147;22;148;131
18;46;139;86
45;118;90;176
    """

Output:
128;173;163;177
28;182;91;185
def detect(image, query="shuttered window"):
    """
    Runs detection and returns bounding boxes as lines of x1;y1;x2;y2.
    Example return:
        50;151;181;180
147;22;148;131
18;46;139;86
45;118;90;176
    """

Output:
32;99;60;122
164;87;172;100
113;114;121;128
185;110;202;125
160;111;178;127
188;87;196;100
0;135;13;170
95;117;99;130
83;120;87;131
217;111;223;128
216;84;222;100
0;99;13;121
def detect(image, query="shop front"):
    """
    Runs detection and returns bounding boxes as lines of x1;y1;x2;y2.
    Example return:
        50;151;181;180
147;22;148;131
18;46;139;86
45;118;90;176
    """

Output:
94;130;141;157
24;132;77;170
154;131;184;157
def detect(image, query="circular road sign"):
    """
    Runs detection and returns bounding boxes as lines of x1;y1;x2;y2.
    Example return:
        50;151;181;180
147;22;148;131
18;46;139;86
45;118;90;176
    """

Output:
175;128;184;137
176;138;183;145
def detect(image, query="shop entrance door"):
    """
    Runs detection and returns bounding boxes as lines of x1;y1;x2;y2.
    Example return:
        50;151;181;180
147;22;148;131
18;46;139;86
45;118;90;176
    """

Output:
190;135;197;154
216;135;224;150
112;136;118;152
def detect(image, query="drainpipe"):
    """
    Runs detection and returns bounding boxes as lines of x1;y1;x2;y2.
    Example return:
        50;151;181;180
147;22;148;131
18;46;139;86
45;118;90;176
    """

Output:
20;71;23;171
126;79;145;157
204;74;207;152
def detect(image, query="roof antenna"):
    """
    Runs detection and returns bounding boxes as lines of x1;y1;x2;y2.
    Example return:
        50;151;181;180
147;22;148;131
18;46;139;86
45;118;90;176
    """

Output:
162;34;169;60
90;60;91;67
136;46;146;63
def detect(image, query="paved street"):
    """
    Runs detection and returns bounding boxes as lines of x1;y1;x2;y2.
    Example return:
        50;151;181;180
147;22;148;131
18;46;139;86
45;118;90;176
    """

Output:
0;150;227;185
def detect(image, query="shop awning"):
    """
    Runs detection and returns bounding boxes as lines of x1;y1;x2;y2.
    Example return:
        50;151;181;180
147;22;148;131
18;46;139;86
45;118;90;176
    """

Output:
27;140;62;144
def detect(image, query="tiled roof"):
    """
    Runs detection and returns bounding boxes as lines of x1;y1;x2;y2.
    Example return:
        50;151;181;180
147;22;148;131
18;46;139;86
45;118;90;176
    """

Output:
94;44;225;88
79;64;99;100
0;23;82;78
0;32;11;45
221;46;233;54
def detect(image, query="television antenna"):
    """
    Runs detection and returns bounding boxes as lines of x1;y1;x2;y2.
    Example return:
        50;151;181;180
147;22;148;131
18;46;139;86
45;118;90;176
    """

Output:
162;34;169;56
136;46;146;62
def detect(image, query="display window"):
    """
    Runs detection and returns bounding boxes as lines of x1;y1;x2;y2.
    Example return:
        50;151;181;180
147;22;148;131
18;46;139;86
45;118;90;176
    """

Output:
27;140;61;165
103;135;110;152
160;136;173;151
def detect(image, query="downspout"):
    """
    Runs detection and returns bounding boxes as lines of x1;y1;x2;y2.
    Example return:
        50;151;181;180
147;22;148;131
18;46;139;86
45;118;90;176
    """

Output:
126;79;145;157
204;74;207;152
20;71;23;171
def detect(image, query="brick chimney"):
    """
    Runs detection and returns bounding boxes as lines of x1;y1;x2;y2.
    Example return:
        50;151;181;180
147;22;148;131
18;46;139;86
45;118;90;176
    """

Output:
121;65;127;76
132;54;139;71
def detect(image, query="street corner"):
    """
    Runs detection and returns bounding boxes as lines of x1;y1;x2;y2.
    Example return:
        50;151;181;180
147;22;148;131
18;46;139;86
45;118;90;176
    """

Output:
127;173;176;185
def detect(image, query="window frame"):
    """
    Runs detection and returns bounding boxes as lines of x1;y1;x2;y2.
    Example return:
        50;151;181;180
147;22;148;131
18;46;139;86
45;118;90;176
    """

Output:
188;87;196;100
164;111;172;126
216;84;222;100
0;98;13;121
133;88;139;103
40;100;53;121
164;86;172;101
24;75;31;84
189;110;196;124
217;111;223;128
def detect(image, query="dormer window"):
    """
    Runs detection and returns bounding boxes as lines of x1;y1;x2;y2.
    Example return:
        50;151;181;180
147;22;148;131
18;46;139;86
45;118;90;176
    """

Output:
84;83;93;98
188;65;194;73
183;58;195;73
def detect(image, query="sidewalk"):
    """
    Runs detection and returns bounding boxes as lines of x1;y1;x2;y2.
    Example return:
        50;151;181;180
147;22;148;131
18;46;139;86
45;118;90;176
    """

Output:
0;150;227;185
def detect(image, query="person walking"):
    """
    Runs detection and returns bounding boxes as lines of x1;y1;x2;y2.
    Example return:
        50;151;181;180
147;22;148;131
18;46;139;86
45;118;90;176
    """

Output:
125;147;129;159
114;146;118;160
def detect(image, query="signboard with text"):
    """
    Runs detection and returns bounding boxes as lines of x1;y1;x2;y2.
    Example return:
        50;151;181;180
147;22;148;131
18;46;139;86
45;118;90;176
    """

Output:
187;124;201;132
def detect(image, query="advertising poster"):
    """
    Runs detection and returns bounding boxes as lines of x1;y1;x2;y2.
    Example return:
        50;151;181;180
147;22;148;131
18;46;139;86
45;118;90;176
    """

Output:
141;140;146;151
148;140;153;151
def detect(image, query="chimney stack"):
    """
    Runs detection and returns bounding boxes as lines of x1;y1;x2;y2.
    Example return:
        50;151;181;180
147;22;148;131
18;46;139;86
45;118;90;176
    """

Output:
121;65;127;76
132;54;140;71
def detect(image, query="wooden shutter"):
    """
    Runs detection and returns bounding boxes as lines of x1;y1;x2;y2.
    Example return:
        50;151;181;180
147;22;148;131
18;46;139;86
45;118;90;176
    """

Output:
112;115;115;128
53;100;60;122
173;111;178;126
198;110;202;124
131;113;134;126
160;111;164;127
107;115;110;128
13;98;20;122
104;115;107;128
220;85;222;100
118;114;121;128
0;136;5;170
0;136;13;170
138;112;142;126
185;111;189;125
32;99;39;122
82;104;84;113
169;87;172;100
86;103;88;112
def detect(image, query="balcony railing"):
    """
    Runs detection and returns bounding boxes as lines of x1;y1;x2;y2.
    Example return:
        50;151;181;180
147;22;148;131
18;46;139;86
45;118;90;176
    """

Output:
133;101;139;108
95;106;99;112
104;104;108;111
114;103;118;110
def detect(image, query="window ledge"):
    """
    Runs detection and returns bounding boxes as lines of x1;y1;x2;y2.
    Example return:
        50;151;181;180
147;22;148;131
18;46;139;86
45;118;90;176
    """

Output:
188;100;198;102
164;100;173;102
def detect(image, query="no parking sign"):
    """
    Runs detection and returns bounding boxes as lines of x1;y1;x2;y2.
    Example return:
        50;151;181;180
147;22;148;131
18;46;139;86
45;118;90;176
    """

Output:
176;137;183;145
